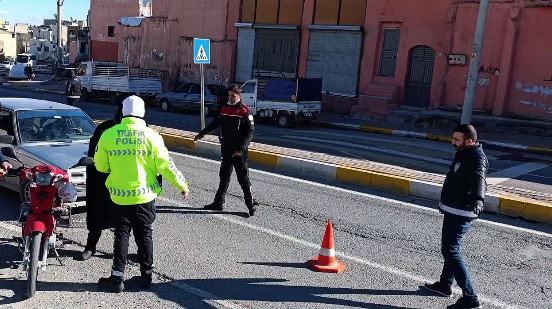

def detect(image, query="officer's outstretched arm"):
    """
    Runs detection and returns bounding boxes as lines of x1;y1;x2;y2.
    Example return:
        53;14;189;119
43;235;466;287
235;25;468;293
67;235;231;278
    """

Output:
196;117;221;140
154;136;189;193
94;135;111;173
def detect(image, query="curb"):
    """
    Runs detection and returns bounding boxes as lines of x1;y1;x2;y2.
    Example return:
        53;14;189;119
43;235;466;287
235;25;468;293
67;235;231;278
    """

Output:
146;124;552;225
312;120;552;156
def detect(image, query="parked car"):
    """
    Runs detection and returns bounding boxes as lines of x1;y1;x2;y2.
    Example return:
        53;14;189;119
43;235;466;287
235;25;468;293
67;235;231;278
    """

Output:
9;53;34;80
156;83;228;115
0;60;13;70
0;98;96;206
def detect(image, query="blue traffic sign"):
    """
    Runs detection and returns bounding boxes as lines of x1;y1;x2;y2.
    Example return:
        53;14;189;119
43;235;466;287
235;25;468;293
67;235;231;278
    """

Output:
193;38;211;64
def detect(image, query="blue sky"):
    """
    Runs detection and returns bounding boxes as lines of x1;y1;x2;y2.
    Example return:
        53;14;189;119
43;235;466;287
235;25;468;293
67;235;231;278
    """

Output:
0;0;90;26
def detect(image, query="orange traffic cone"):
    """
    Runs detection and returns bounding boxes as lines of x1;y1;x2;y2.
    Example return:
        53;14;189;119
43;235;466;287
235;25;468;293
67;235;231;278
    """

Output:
307;220;346;273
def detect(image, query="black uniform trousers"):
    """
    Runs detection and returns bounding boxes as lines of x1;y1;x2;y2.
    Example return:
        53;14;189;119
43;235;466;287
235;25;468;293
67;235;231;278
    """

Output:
112;200;156;277
213;148;254;207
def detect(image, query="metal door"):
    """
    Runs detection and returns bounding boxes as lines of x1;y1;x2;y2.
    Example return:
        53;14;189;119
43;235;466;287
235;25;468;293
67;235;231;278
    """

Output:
405;46;436;107
306;30;362;96
254;29;299;78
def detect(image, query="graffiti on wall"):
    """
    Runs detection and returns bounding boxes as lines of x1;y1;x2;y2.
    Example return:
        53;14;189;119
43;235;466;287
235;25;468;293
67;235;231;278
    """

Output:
515;82;552;114
516;82;552;97
518;99;552;114
479;66;500;76
178;62;230;85
478;77;491;88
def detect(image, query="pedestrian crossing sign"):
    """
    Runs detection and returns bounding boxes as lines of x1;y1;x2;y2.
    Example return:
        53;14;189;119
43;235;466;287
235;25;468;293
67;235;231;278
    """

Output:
193;38;211;64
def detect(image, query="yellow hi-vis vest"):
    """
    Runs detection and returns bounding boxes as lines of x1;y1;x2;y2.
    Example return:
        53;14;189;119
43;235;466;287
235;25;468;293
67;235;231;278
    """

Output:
94;117;189;206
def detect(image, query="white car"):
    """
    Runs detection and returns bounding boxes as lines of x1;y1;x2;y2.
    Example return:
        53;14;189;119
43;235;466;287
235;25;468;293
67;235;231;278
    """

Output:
9;54;34;80
0;60;13;70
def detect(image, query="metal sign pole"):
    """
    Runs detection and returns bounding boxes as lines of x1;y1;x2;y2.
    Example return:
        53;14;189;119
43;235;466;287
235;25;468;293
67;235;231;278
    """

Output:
200;63;205;130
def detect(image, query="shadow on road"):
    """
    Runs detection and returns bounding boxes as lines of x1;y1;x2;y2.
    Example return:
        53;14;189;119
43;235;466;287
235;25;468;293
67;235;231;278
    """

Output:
156;205;250;218
156;277;422;309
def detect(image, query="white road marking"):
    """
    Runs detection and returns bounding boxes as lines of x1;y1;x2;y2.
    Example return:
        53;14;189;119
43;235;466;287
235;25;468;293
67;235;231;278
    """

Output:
170;151;552;239
281;135;452;165
157;195;528;309
487;162;549;185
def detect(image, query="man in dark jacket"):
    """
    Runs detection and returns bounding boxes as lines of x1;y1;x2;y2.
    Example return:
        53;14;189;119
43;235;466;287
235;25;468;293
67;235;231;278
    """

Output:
65;70;81;107
194;85;257;217
80;104;124;261
424;124;488;309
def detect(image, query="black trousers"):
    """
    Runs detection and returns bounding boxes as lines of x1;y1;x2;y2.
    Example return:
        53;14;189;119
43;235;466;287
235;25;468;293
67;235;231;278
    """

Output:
84;229;102;252
213;149;254;207
111;201;156;277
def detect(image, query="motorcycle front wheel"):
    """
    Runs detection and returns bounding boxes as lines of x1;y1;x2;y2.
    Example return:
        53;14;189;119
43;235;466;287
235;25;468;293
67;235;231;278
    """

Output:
26;231;42;298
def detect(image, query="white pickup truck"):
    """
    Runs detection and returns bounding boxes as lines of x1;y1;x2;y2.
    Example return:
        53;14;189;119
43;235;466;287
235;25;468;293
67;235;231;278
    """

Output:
78;61;163;104
240;78;322;128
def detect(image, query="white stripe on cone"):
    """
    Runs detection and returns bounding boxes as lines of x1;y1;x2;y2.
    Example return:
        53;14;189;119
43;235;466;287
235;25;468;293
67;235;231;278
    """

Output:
318;247;336;257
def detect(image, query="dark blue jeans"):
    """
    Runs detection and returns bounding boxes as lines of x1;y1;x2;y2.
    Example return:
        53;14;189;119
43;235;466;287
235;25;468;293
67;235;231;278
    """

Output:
440;213;477;298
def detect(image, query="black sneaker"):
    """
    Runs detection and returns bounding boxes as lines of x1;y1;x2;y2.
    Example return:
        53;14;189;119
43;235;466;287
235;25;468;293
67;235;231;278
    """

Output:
247;200;259;217
423;282;453;298
80;250;94;261
140;274;152;289
204;203;223;211
447;296;482;309
98;276;125;293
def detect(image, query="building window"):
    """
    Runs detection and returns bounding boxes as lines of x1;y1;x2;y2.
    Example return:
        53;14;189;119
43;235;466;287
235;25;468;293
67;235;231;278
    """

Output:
378;28;400;78
108;26;115;37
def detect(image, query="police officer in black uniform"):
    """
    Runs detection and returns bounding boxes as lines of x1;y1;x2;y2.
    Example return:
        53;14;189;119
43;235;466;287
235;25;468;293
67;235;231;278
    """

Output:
194;85;257;217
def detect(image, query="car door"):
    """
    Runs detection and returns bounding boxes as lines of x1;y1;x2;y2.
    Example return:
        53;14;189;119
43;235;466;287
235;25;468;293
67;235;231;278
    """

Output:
185;84;202;110
240;81;257;114
0;109;20;191
172;83;191;109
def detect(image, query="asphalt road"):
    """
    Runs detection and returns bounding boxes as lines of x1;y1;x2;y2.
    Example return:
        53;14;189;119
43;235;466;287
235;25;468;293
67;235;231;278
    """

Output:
1;86;551;197
0;153;551;308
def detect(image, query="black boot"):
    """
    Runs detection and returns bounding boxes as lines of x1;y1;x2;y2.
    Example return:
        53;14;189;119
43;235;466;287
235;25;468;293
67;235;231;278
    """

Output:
98;276;124;293
204;202;223;211
447;296;482;309
140;273;153;289
247;200;259;217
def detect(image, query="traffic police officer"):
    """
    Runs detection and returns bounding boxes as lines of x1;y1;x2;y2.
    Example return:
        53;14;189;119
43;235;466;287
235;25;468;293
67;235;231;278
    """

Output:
95;95;190;293
194;85;257;217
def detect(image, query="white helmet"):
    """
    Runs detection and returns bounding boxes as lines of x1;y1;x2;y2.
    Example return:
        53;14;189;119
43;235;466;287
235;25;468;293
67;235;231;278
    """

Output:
58;183;78;202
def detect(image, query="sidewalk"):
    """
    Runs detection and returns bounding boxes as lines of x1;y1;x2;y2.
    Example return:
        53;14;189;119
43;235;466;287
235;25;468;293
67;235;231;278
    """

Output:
313;112;552;156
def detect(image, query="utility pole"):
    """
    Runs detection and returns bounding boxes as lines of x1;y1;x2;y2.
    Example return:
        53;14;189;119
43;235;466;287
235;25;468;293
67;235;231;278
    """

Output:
57;0;64;73
461;0;490;124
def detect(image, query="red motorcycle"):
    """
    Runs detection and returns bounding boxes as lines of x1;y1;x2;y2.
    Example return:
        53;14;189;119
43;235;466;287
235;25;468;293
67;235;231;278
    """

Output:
1;147;93;298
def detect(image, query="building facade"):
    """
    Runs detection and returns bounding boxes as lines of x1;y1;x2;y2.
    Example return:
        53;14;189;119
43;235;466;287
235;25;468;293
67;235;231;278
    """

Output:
89;0;552;121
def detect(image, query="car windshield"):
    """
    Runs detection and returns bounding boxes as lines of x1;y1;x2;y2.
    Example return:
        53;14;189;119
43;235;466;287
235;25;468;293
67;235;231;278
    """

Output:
16;55;30;63
17;109;96;144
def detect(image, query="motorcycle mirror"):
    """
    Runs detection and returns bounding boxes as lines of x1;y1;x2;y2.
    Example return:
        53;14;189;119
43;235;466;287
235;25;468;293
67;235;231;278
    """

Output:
77;157;95;167
1;147;18;160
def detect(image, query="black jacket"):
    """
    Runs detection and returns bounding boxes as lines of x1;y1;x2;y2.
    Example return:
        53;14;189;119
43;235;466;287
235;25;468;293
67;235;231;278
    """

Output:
86;120;117;231
440;144;488;218
198;101;254;154
65;77;81;97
